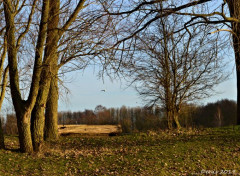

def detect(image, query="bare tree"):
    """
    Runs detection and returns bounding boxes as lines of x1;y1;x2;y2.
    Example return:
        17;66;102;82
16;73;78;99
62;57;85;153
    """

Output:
3;0;104;153
0;66;8;149
100;0;240;124
30;0;61;151
31;0;105;151
3;0;50;153
0;37;8;149
121;14;228;129
43;0;111;141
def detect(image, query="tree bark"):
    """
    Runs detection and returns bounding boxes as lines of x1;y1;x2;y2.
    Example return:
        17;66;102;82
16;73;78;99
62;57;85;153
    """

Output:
31;0;60;151
45;66;59;140
17;110;33;153
226;0;240;125
173;111;181;130
0;66;9;150
31;70;50;151
44;0;60;141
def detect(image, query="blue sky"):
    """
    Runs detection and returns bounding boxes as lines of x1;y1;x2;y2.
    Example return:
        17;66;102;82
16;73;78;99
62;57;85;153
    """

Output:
58;63;237;112
58;67;141;111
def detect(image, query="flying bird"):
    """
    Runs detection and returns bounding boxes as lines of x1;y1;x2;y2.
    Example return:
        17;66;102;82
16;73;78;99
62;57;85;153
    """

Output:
101;89;106;92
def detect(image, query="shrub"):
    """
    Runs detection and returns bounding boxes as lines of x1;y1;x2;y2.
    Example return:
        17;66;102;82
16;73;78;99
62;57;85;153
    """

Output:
4;114;18;135
120;118;132;133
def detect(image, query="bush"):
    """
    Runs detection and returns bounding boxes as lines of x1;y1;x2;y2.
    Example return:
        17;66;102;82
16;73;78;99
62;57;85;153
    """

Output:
4;114;18;135
120;118;132;133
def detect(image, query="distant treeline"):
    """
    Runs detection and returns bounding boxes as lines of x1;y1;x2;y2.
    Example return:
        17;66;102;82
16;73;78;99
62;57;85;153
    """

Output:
1;99;237;135
58;99;236;132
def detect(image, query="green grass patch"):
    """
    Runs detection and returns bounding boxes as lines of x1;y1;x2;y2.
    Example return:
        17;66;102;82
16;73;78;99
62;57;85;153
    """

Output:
0;127;240;175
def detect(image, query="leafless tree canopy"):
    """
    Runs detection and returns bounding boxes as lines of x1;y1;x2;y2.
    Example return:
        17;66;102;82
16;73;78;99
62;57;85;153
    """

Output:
97;1;231;129
129;18;228;105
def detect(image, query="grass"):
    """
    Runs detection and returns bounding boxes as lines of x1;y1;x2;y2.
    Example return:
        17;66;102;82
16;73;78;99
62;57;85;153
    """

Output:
0;126;240;175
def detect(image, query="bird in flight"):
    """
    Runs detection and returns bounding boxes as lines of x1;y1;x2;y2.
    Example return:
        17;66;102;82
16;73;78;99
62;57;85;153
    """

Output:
101;89;106;92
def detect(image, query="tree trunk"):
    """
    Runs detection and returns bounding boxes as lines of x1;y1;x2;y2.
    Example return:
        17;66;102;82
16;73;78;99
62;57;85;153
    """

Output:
0;67;9;150
4;1;34;153
233;29;240;125
44;0;60;141
3;0;50;153
227;0;240;125
237;70;240;125
31;68;51;152
167;111;173;130
17;110;33;153
31;0;60;151
173;112;181;130
0;118;4;149
45;66;59;140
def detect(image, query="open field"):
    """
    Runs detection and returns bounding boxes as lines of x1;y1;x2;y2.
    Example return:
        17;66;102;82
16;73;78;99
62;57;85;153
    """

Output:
58;125;122;136
0;126;240;175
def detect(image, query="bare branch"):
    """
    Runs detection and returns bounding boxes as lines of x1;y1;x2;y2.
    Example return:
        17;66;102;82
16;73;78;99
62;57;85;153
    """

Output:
59;0;86;37
16;0;37;48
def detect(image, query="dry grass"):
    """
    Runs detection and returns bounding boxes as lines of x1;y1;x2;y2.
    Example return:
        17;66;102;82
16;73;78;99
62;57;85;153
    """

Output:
58;125;122;135
1;127;240;175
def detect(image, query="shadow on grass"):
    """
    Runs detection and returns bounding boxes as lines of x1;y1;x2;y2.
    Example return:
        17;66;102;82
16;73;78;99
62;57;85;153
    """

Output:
4;147;21;153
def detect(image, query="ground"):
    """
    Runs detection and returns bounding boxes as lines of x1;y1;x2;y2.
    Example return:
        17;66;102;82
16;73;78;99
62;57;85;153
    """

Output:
0;126;240;175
